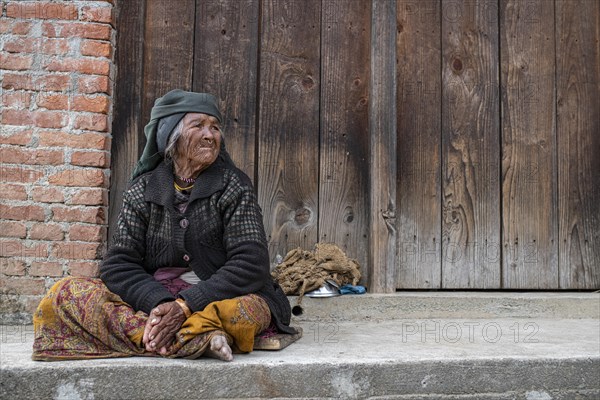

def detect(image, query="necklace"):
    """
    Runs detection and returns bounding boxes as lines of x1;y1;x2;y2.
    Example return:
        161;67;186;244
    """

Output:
174;181;194;192
178;175;196;184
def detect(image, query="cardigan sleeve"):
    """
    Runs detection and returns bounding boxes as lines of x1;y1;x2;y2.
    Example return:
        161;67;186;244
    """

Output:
178;180;270;312
100;184;175;314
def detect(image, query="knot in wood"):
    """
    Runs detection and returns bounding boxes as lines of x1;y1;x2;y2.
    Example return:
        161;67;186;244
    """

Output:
381;209;395;220
301;76;315;90
381;209;397;232
343;207;354;223
294;207;311;225
452;57;463;73
356;97;368;110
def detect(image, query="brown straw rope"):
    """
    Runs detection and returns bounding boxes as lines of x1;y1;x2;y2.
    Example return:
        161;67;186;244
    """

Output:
271;243;361;303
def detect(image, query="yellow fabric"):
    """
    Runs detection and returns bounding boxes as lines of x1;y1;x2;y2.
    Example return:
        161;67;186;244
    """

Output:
32;277;271;361
174;293;271;354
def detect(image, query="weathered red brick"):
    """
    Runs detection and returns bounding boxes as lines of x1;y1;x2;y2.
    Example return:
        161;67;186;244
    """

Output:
69;224;105;242
30;223;64;241
31;186;64;203
77;75;110;94
41;38;70;55
0;147;64;165
2;37;39;53
48;169;105;187
69;188;107;206
72;95;109;113
25;295;46;314
51;206;105;224
80;40;112;58
0;239;49;259
0;184;28;201
39;131;108;149
36;93;69;110
0;204;46;222
0;278;46;295
0;259;26;276
0;221;27;238
73;114;108;132
34;110;68;128
0;129;32;146
42;22;111;40
0;52;33;70
1;73;33;90
52;242;102;260
13;21;34;35
81;6;113;24
44;57;110;75
0;19;12;34
36;74;71;91
0;166;43;183
1;109;62;130
1;109;32;126
2;74;72;94
68;261;100;277
70;151;109;167
7;2;78;20
2;91;32;108
29;261;63;277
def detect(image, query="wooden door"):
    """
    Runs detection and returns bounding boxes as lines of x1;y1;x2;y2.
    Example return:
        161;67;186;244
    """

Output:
111;0;599;291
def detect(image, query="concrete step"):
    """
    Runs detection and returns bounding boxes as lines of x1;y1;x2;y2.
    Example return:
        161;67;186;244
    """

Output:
287;291;600;321
1;292;599;400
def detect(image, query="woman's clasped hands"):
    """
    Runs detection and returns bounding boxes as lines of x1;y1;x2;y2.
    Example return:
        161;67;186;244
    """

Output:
142;301;186;355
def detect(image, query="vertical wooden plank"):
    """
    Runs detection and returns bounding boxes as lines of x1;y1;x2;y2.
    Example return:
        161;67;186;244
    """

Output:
257;0;320;262
556;0;600;289
193;0;260;181
108;0;145;238
319;0;371;283
441;0;500;288
500;0;558;288
396;0;442;288
369;0;397;293
140;0;195;144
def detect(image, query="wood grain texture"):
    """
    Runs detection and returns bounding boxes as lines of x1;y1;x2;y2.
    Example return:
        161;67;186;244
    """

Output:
369;0;397;293
257;0;321;262
319;0;370;284
556;0;600;289
109;0;599;291
396;0;442;289
140;0;195;139
193;0;260;181
441;0;501;288
500;0;558;288
108;0;146;238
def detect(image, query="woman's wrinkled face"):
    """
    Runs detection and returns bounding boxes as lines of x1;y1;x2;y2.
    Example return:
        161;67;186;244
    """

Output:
175;112;222;171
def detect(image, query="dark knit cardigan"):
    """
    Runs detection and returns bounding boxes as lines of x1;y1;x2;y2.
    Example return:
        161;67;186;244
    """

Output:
100;159;295;334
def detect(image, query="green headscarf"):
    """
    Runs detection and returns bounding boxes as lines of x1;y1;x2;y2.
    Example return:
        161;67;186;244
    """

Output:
131;89;223;179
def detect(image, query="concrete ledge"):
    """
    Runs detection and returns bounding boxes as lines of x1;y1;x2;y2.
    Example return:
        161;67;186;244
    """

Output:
2;357;598;399
289;292;600;321
2;318;599;399
2;293;599;399
2;291;598;325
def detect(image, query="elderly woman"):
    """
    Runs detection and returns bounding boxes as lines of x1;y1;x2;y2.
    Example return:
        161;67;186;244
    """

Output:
33;90;294;361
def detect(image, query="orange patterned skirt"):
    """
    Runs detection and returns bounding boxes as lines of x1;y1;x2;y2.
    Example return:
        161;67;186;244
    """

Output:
32;277;271;361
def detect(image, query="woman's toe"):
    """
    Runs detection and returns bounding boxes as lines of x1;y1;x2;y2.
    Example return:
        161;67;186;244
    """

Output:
207;335;233;361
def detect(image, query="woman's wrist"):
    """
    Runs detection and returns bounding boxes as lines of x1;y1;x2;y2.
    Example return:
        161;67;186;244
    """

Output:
175;298;192;318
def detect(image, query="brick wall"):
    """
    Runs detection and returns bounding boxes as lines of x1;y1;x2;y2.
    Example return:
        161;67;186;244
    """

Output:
0;0;116;322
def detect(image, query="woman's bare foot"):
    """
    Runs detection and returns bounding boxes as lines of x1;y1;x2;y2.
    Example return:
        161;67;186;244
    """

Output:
205;334;233;361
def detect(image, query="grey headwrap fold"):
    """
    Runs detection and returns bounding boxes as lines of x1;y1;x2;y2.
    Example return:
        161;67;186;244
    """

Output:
131;89;225;179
